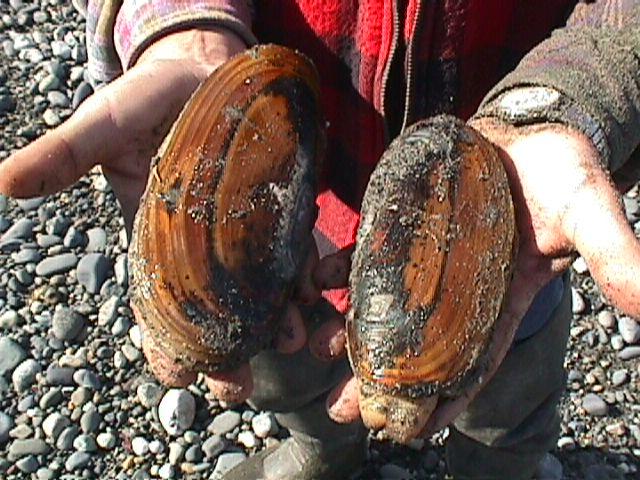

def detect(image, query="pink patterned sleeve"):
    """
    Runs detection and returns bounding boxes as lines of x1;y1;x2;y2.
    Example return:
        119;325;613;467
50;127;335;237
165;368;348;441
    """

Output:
85;0;255;84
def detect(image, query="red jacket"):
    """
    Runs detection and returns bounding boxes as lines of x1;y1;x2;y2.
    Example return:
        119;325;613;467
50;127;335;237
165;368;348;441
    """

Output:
254;0;575;311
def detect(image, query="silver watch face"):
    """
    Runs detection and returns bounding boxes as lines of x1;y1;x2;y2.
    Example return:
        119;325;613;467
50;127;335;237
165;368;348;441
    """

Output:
498;86;560;116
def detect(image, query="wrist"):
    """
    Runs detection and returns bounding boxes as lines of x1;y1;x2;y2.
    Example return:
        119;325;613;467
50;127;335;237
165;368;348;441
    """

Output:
136;27;247;79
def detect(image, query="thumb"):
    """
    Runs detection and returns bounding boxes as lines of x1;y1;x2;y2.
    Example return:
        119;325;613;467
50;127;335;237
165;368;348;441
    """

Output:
561;163;640;317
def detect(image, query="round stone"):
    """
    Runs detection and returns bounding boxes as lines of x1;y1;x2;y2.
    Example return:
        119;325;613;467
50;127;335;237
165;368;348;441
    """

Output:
96;432;116;450
137;382;163;408
202;435;225;459
76;253;111;293
73;434;97;452
0;336;27;376
0;412;14;445
598;310;616;329
12;358;41;392
210;452;247;479
65;451;91;471
42;412;69;440
35;253;78;277
611;369;628;387
51;306;86;341
618;316;640;344
132;436;149;456
582;393;608;416
251;412;279;438
210;410;241;436
158;389;196;436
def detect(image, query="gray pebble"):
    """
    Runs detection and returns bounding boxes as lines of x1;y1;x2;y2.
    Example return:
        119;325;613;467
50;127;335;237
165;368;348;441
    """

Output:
8;438;50;460
1;218;35;242
379;463;412;479
80;408;101;433
47;90;69;108
618;346;640;360
0;216;9;233
85;227;107;252
36;253;78;276
122;343;142;362
12;248;41;264
0;412;14;445
51;40;71;60
611;334;625;351
159;464;175;479
98;295;120;326
65;451;91;471
73;433;97;452
618;316;640;344
10;423;33;438
16;197;44;212
51;306;86;341
39;387;63;409
12;358;41;392
38;74;61;94
63;226;84;248
168;442;185;465
36;467;55;480
137;382;163;408
73;369;101;390
76;253;110;293
72;81;92;109
0;94;14;114
111;316;131;336
202;435;225;459
185;444;203;462
115;254;128;287
42;108;62;127
612;369;629;386
210;410;242;436
46;215;72;236
46;365;76;386
582;393;608;416
16;455;40;473
597;310;616;329
37;234;62;248
211;452;246;479
0;336;27;375
571;288;586;314
56;424;79;450
0;309;21;329
42;412;69;440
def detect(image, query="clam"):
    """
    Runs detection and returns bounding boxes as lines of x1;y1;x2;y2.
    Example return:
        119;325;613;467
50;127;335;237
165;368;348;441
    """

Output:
129;45;324;376
347;115;517;443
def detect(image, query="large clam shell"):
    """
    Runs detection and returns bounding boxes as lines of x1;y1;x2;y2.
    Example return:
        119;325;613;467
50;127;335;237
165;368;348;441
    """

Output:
348;115;516;442
129;45;324;374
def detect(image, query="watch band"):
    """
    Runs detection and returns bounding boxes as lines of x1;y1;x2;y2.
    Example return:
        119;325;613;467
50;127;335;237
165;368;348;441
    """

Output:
474;86;610;163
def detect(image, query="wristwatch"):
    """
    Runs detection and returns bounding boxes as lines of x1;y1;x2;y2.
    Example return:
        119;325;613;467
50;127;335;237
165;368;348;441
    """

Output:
474;85;610;163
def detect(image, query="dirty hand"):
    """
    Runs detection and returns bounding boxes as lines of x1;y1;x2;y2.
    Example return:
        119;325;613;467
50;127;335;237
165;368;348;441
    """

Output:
323;119;640;434
0;29;312;403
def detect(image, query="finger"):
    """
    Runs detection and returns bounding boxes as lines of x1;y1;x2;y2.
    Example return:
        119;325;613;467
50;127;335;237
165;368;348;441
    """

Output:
309;315;346;361
275;303;307;354
326;374;360;423
205;363;253;403
562;166;640;317
294;245;321;304
139;323;197;387
313;245;354;290
0;83;122;197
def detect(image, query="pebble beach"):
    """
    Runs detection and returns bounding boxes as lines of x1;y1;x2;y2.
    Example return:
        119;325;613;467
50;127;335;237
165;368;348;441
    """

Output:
1;1;640;479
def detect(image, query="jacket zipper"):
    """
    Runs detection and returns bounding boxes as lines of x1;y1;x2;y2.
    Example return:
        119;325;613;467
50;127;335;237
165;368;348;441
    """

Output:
401;1;423;132
379;0;401;143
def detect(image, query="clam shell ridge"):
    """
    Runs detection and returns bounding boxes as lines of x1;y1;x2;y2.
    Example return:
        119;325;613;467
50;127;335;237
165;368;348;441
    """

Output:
129;45;324;374
348;115;516;400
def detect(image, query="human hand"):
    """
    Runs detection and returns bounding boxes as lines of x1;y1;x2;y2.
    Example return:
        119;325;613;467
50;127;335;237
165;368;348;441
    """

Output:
0;28;313;402
324;119;640;435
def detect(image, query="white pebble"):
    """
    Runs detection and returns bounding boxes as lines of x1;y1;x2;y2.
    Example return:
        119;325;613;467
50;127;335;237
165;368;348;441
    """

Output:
571;288;586;314
128;324;142;349
237;430;258;449
158;389;196;436
572;257;589;274
131;436;149;456
251;412;278;438
149;439;164;454
158;463;175;479
96;432;116;450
